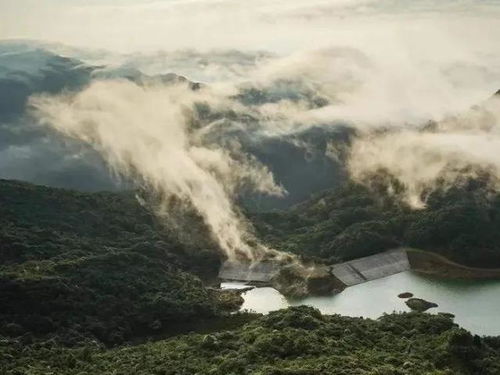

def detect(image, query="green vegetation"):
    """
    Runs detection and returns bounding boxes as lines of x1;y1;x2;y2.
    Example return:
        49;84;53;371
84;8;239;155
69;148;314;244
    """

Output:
2;306;499;374
0;179;221;345
2;179;500;374
251;179;500;268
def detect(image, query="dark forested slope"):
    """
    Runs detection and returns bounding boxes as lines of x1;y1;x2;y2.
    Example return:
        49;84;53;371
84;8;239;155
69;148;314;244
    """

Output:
251;178;500;268
0;179;221;345
1;180;500;374
2;306;500;375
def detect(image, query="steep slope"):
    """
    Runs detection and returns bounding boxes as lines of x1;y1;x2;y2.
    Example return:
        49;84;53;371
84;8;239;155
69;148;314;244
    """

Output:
251;178;500;268
0;41;351;208
2;307;499;374
0;180;221;345
0;41;120;191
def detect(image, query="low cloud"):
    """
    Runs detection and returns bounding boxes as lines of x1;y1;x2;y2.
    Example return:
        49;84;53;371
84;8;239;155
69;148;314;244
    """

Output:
347;95;500;207
4;0;500;254
30;79;284;260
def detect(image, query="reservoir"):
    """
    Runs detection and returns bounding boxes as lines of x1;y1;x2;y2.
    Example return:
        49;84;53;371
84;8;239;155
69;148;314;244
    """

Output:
223;271;500;336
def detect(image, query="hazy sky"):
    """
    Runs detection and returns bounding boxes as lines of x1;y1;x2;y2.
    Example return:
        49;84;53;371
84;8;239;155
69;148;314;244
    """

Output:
3;0;500;126
2;0;500;53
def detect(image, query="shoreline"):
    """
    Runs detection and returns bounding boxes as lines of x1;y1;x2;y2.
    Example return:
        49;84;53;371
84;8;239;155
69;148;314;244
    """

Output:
217;248;500;299
407;248;500;280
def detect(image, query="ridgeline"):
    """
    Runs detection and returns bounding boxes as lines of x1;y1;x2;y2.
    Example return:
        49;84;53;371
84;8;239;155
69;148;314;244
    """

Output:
251;178;500;268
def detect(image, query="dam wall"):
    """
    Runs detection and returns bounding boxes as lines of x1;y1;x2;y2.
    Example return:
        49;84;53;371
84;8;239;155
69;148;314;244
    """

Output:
218;248;411;288
330;249;410;286
218;260;281;282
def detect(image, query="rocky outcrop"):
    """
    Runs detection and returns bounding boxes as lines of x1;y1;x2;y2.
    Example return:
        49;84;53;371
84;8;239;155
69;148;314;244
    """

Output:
219;256;345;297
405;298;438;312
209;287;253;312
398;292;413;299
271;263;345;298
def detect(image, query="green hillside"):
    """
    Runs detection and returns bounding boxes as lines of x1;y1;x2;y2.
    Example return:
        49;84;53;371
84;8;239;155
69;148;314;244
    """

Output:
2;306;500;375
251;179;500;268
0;180;221;345
1;179;500;374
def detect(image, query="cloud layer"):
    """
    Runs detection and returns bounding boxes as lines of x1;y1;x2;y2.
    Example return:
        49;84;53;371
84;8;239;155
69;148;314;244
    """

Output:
3;0;500;258
347;95;500;208
31;79;284;260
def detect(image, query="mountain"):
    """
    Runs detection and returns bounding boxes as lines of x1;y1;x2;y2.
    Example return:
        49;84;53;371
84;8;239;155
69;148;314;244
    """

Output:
0;180;499;374
252;176;500;268
2;306;499;374
0;41;93;117
0;42;204;193
0;41;349;208
0;179;222;345
0;41;121;191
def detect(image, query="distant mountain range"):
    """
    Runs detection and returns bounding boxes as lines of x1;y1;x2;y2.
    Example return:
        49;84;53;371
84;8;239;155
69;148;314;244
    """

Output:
0;41;351;209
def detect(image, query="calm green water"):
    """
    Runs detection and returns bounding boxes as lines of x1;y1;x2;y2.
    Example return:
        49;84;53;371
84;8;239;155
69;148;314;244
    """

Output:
223;271;500;336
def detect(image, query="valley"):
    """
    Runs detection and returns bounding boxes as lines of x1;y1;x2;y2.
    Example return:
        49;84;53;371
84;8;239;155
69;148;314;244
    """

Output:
1;179;500;374
2;6;500;369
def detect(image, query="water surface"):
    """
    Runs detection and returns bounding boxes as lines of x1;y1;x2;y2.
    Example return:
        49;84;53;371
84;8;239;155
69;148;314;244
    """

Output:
224;271;500;336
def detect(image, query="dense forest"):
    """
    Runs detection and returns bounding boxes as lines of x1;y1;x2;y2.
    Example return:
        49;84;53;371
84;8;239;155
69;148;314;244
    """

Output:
251;178;500;268
2;179;500;374
2;306;500;374
2;2;500;372
0;179;224;346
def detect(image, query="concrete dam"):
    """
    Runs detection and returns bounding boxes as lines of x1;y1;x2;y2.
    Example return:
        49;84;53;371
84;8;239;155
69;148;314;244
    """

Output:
218;259;283;283
330;249;410;286
218;248;411;288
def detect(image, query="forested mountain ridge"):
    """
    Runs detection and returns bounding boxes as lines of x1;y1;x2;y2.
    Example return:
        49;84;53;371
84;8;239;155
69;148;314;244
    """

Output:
1;179;500;374
0;179;222;345
3;306;500;374
4;174;500;349
0;41;352;208
251;177;500;268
